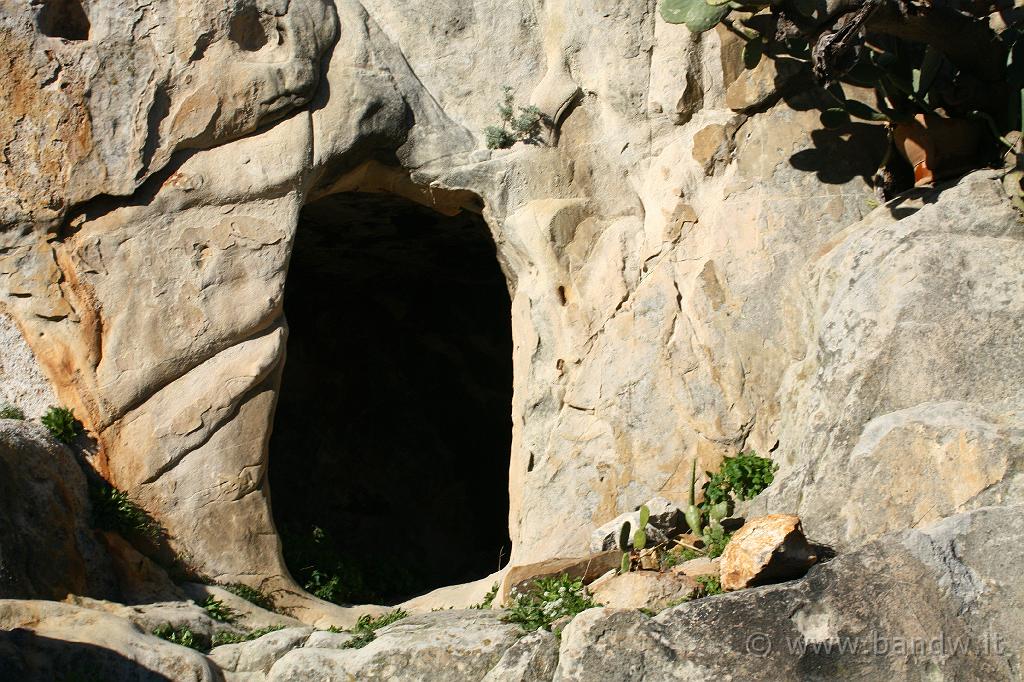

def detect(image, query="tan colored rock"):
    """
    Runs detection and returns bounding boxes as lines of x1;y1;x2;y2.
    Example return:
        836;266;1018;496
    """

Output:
591;571;697;611
501;552;621;606
720;515;817;591
672;557;720;579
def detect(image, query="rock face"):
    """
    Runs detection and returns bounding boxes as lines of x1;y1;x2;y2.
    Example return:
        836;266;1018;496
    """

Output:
0;421;113;600
590;571;697;611
0;0;1021;636
719;515;817;591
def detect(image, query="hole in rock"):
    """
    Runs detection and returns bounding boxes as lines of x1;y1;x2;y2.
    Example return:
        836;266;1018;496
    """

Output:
270;192;513;605
37;0;90;41
228;6;268;52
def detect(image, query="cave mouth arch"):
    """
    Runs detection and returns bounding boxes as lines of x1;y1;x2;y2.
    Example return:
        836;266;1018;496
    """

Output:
269;190;513;605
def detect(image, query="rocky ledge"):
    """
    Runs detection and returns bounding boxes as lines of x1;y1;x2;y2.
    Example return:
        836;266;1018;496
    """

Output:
2;504;1020;681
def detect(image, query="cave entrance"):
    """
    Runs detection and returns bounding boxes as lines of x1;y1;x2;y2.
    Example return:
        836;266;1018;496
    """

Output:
269;190;513;605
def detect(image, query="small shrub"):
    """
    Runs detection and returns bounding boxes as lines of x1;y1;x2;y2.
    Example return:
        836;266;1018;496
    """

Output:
661;545;702;569
484;86;544;149
694;575;723;598
703;451;778;506
90;482;163;539
222;583;275;612
202;596;236;623
211;625;285;647
152;623;201;650
0;403;25;420
701;526;732;560
41;405;81;444
470;582;499;610
341;609;408;649
503;574;599;633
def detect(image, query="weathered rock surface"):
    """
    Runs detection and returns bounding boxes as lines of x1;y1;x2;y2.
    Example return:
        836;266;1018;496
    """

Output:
0;0;1020;647
672;557;719;579
0;421;113;600
501;552;621;606
482;630;560;682
0;599;219;681
268;610;523;681
719;514;817;591
590;571;697;611
555;505;1024;681
590;497;687;553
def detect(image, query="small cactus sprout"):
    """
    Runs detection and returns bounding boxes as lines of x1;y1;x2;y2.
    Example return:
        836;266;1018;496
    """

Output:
618;520;632;553
685;460;703;536
633;505;650;551
621;551;631;575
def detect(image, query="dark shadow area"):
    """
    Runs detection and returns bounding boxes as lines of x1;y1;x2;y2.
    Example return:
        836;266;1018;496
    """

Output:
270;192;513;605
0;630;175;682
36;0;90;41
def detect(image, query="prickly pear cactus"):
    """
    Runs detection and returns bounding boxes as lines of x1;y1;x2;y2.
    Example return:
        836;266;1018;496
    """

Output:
660;0;730;33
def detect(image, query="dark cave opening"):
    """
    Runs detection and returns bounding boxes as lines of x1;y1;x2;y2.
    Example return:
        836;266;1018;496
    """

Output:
269;192;513;605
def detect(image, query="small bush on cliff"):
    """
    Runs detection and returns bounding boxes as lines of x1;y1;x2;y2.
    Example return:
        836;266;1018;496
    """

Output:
694;575;723;598
41;405;81;444
222;583;275;612
341;609;408;649
484;86;544;149
0;403;25;420
703;451;778;506
152;623;201;650
211;625;285;647
504;574;599;633
470;582;499;610
202;596;236;623
90;481;163;540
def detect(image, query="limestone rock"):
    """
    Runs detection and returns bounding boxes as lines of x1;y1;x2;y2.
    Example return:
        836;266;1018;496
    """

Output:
590;571;698;611
481;630;560;682
501;552;621;606
0;421;113;600
208;626;313;678
719;515;817;591
181;583;303;632
589;497;687;553
100;531;184;604
554;506;1024;681
672;557;720;579
0;599;218;681
267;610;522;681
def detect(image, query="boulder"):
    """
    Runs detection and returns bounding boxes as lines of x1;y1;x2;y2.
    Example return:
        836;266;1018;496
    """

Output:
267;610;522;681
208;626;313;678
501;552;621;606
590;571;698;611
0;421;114;600
554;505;1024;681
589;498;687;553
0;599;218;681
672;557;720;579
720;515;817;591
481;630;560;682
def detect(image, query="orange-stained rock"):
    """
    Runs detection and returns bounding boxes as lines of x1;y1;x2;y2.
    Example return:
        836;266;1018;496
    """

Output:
720;514;817;591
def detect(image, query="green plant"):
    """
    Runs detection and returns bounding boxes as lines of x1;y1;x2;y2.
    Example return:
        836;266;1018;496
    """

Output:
701;525;732;560
503;574;600;633
694;575;723;598
471;582;499;610
222;583;275;612
661;544;702;569
660;0;1021;196
684;459;703;537
211;625;285;647
0;403;25;420
41;405;81;444
202;596;236;623
703;451;777;507
341;609;408;649
89;481;164;540
152;623;201;650
484;86;544;149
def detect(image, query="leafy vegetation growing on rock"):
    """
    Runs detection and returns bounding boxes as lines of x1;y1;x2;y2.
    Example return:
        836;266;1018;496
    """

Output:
222;583;275;612
90;481;164;540
41;405;81;444
341;609;409;649
0;403;25;420
694;575;723;597
661;0;1023;198
211;625;285;647
152;623;201;650
484;86;544;149
470;582;499;610
202;596;236;623
504;574;600;633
